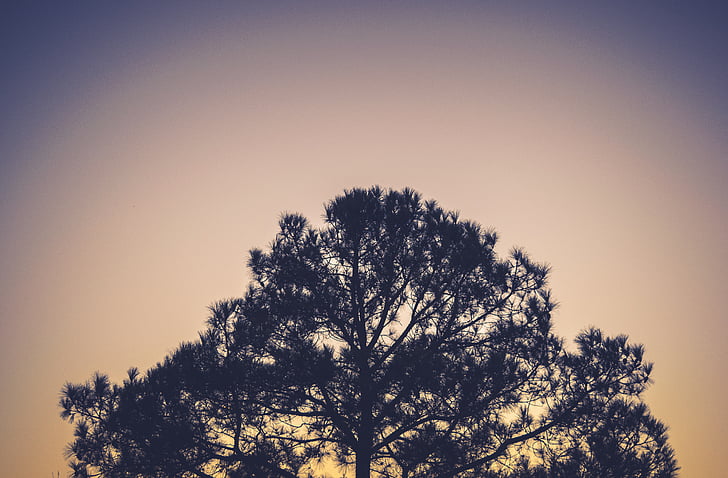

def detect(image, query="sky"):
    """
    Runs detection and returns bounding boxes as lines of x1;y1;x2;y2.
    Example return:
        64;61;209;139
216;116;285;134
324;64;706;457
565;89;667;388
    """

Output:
1;2;726;476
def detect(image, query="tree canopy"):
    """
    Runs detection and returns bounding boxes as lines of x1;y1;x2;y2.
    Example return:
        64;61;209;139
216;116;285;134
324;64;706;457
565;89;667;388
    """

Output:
60;187;677;478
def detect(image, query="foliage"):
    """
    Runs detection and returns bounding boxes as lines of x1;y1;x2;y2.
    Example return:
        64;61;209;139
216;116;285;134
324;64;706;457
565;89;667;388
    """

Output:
60;187;677;478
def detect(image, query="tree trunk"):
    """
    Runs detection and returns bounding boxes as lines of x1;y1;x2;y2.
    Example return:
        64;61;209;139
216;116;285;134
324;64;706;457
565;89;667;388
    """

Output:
353;245;372;478
356;382;373;478
355;445;371;478
356;349;373;478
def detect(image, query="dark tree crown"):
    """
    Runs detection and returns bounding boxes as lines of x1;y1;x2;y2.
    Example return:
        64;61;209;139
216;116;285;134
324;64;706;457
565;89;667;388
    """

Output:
60;187;678;478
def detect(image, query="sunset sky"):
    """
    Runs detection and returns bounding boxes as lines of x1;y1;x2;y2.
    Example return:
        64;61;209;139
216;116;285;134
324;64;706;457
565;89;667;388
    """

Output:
1;2;726;476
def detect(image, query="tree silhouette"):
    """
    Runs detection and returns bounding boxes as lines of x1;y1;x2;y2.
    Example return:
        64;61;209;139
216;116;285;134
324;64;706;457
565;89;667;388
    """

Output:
60;187;677;478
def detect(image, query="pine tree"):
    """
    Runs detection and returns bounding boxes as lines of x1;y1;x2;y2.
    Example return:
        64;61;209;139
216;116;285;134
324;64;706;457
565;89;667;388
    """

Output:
61;187;677;478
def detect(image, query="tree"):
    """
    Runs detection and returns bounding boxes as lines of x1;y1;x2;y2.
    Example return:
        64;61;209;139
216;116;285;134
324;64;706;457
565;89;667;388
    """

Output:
60;187;678;478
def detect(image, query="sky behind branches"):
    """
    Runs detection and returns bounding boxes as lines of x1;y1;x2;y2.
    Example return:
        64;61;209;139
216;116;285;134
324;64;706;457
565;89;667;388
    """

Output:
1;2;726;476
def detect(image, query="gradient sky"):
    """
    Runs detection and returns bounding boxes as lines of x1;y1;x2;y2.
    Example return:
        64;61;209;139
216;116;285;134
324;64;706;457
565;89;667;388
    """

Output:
1;2;726;476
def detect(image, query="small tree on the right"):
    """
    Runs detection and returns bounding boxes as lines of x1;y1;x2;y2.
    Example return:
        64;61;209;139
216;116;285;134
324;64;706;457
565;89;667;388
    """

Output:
480;338;677;478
